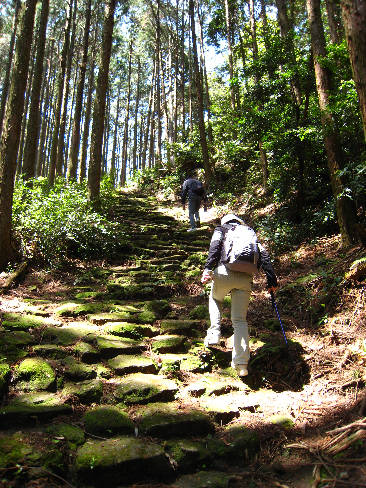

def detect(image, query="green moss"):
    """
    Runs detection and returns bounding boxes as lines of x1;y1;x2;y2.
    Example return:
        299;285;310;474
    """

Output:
143;300;171;318
61;357;97;381
47;423;85;448
83;405;134;436
108;354;157;374
74;291;99;299
33;344;69;359
71;341;100;363
188;305;209;320
62;379;103;404
269;415;294;429
0;433;33;468
136;310;156;324
0;363;10;397
14;358;56;391
0;330;33;362
114;373;178;405
151;335;187;354
2;313;58;331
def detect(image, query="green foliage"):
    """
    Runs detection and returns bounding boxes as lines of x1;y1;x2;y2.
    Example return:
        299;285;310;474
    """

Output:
12;176;128;265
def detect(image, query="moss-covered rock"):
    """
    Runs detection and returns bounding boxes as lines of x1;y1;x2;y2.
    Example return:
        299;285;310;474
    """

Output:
71;341;100;363
104;321;157;339
74;291;100;299
46;423;85;448
198;395;240;424
62;379;103;404
42;323;100;345
0;330;33;362
14;358;56;391
55;302;106;317
88;312;134;324
135;310;156;324
151;335;187;354
224;425;260;461
160;319;201;336
32;344;69;359
0;402;72;427
189;305;209;320
96;336;144;358
114;373;178;405
143;299;171;318
60;356;97;381
165;438;232;473
108;354;157;375
0;433;37;468
83;405;134;436
0;363;10;398
136;402;214;438
75;436;173;485
1;313;60;331
174;470;232;488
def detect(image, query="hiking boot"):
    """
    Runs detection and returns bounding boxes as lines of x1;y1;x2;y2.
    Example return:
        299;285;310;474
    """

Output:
187;228;196;232
231;362;248;377
204;335;221;347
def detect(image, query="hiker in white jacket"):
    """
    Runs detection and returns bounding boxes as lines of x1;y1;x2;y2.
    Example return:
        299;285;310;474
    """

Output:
201;214;278;376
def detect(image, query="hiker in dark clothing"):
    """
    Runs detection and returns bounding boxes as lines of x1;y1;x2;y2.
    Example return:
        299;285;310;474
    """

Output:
181;175;207;232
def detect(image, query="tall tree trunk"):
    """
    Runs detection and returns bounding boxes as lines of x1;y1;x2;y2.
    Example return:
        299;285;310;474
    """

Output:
341;0;366;142
326;0;343;44
224;0;237;110
0;0;38;270
48;2;73;185
110;85;121;186
88;0;116;204
120;40;132;187
180;0;186;136
306;0;361;246
131;58;141;174
56;0;78;177
80;54;96;182
67;0;92;181
0;0;22;138
189;0;212;182
22;0;49;180
141;62;155;170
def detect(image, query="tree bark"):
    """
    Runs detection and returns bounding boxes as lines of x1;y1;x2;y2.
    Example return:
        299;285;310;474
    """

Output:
67;0;92;181
0;0;38;270
131;58;141;174
88;0;116;205
120;40;132;187
224;0;237;110
0;0;22;138
341;0;366;142
189;0;212;182
110;85;121;186
306;0;361;246
326;0;343;44
22;0;49;180
48;2;73;185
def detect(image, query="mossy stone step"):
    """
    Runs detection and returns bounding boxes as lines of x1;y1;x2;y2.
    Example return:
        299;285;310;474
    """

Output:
0;363;10;398
0;330;34;362
165;438;234;473
0;401;72;428
108;354;157;375
13;358;56;392
174;470;232;488
136;402;215;438
62;379;103;404
88;312;135;324
55;302;106;317
71;341;100;363
106;282;173;300
151;334;188;354
42;323;101;345
160;319;202;336
114;373;178;404
32;344;69;359
1;313;61;331
104;321;158;339
59;356;97;381
75;436;173;485
96;336;144;358
83;405;135;436
198;395;240;424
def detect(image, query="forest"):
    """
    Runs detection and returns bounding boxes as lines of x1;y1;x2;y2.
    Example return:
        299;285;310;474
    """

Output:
0;0;366;487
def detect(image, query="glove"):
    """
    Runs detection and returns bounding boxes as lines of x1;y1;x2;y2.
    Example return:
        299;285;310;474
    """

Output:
201;269;213;284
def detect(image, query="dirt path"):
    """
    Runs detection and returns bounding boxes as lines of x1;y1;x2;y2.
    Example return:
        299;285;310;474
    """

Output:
0;192;365;488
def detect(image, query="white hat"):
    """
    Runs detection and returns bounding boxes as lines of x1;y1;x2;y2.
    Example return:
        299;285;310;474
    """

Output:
221;214;244;226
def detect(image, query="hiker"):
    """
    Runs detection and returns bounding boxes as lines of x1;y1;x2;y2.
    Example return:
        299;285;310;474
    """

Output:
201;214;278;377
181;173;207;232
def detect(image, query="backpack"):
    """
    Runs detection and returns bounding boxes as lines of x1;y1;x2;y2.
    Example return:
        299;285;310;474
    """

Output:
190;179;205;196
221;224;259;274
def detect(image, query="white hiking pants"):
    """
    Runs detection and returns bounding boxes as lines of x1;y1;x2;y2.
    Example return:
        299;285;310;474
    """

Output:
207;265;252;366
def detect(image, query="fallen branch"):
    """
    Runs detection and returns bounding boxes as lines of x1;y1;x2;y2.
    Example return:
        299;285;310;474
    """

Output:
326;417;366;435
327;429;366;455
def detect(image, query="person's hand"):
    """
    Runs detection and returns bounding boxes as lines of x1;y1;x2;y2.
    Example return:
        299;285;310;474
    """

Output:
201;270;213;284
183;204;186;210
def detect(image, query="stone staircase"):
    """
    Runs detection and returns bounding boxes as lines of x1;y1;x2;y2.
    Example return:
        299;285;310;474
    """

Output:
0;193;262;488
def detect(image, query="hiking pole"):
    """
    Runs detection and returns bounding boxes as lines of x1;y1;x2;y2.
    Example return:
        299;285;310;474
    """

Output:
270;291;288;346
